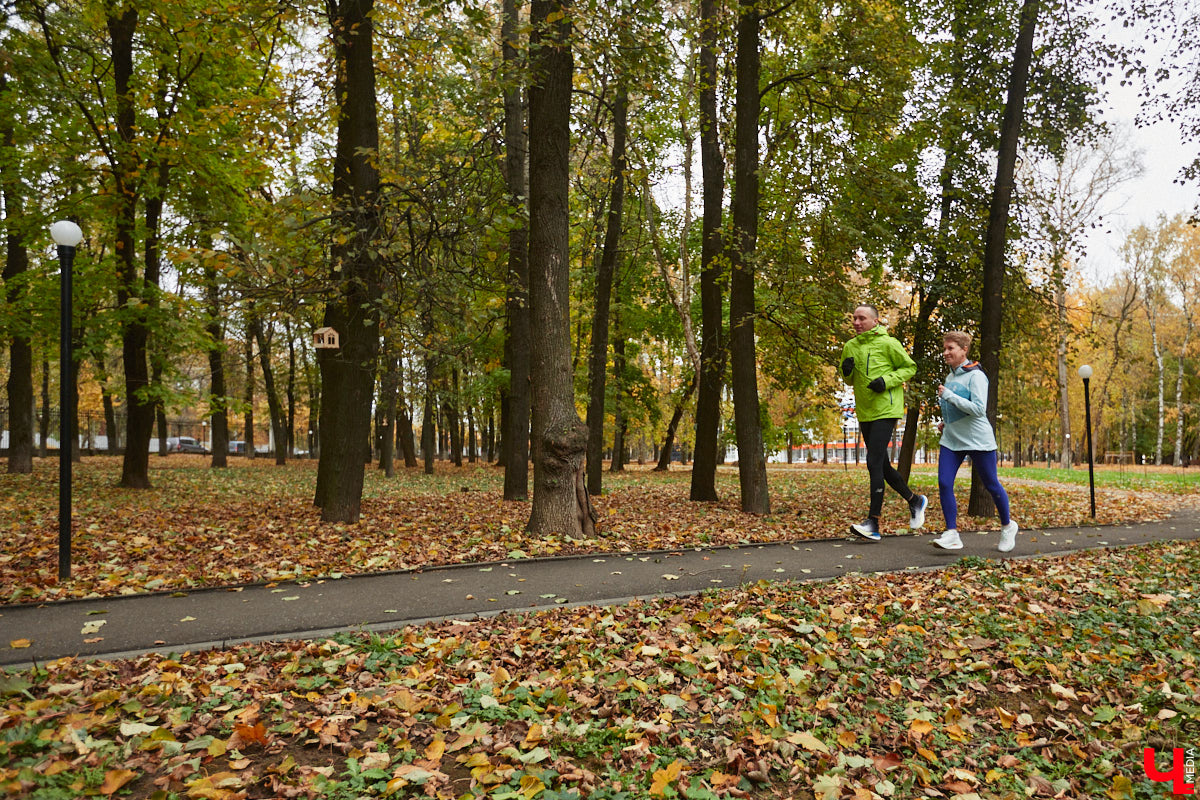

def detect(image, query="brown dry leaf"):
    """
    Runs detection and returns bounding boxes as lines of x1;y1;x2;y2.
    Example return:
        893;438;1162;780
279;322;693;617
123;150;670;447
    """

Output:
99;769;137;796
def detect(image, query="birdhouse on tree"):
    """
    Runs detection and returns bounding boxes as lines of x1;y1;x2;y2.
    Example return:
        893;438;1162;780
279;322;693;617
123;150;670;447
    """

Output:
313;327;340;349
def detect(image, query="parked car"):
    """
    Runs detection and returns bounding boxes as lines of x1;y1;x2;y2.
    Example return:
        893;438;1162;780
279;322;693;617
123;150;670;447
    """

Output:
228;440;247;455
168;436;208;454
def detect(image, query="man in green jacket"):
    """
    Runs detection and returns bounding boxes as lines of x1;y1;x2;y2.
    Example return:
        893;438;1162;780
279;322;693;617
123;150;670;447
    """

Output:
839;304;927;540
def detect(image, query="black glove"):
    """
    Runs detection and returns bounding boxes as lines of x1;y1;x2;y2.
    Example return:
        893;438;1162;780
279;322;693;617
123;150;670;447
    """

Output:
868;377;886;392
841;357;854;378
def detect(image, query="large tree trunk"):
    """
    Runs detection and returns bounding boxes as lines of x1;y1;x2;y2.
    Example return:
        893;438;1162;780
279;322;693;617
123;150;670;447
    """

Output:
313;0;383;522
585;87;628;495
108;7;154;488
970;0;1038;517
502;0;532;501
2;67;33;474
690;0;727;502
526;0;594;538
728;0;769;514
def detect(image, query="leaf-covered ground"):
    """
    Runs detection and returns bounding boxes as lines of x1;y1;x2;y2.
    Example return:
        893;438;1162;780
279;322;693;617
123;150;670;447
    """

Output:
0;458;1183;604
2;539;1196;799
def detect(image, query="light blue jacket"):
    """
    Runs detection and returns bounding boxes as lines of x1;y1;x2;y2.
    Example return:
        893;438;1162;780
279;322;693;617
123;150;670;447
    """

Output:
938;361;997;452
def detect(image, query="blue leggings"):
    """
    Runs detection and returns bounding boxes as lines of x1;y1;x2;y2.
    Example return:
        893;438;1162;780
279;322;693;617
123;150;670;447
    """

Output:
938;447;1011;529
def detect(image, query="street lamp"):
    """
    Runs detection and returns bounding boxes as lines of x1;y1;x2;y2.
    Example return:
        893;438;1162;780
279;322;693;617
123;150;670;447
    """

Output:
50;220;82;580
1078;364;1096;518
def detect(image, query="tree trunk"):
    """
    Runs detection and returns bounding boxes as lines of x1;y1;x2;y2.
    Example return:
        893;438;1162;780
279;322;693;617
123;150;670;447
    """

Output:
203;256;229;467
656;375;697;471
379;353;399;475
286;320;296;457
610;332;627;472
39;358;49;457
251;312;288;465
108;7;154;488
728;0;769;514
154;362;168;456
585;87;628;496
2;69;33;473
526;0;594;538
422;353;435;474
314;0;383;522
1055;285;1072;468
1173;314;1193;466
690;0;727;503
502;0;532;501
397;357;418;467
970;0;1038;517
448;368;463;467
243;326;255;458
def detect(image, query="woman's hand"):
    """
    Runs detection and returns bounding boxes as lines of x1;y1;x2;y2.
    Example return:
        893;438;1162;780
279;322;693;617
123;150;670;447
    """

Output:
937;384;945;397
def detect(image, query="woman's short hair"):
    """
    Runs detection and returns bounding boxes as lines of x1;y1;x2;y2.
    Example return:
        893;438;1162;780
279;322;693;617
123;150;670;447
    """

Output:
943;330;972;352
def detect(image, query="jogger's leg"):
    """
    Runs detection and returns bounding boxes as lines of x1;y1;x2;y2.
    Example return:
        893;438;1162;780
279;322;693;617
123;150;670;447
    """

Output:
861;420;903;519
938;446;968;530
972;450;1011;525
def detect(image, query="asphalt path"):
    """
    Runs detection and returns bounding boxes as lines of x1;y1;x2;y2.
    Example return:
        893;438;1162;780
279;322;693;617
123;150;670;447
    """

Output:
3;511;1198;669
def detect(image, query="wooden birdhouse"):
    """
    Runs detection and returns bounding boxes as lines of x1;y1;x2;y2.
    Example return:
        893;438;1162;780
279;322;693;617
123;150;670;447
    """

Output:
313;327;340;349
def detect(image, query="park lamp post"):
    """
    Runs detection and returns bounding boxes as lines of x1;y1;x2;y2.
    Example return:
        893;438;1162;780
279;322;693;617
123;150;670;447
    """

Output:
1078;364;1096;518
51;220;83;580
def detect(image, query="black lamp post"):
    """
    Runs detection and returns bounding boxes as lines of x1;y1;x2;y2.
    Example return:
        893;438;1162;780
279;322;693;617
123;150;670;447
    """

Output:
51;220;83;580
1078;363;1096;518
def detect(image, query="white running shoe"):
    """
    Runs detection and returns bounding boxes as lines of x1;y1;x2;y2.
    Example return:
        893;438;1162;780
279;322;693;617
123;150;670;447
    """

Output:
931;529;962;550
998;520;1018;553
908;494;928;529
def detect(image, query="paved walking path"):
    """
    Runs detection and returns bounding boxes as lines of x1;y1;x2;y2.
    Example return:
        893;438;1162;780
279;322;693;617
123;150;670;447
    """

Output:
3;511;1199;670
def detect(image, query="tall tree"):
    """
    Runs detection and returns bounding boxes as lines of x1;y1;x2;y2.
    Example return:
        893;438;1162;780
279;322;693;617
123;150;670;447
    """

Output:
313;0;384;522
585;86;628;495
690;0;727;502
501;0;532;501
526;0;595;537
0;64;33;474
969;0;1039;516
728;0;769;514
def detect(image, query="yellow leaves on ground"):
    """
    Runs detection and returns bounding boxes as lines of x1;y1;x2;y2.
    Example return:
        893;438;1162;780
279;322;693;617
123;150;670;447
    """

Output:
649;759;683;796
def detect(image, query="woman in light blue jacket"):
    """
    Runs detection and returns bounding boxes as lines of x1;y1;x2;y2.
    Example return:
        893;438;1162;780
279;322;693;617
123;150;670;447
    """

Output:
930;330;1018;552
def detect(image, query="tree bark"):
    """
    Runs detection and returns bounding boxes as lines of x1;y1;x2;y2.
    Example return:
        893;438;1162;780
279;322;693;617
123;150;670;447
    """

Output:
728;0;769;514
690;0;727;502
250;311;288;465
526;0;594;538
202;254;229;467
970;0;1039;517
2;67;33;473
656;376;697;472
243;325;255;458
585;87;628;495
502;0;532;501
313;0;383;521
610;330;627;472
422;353;435;474
108;6;154;488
